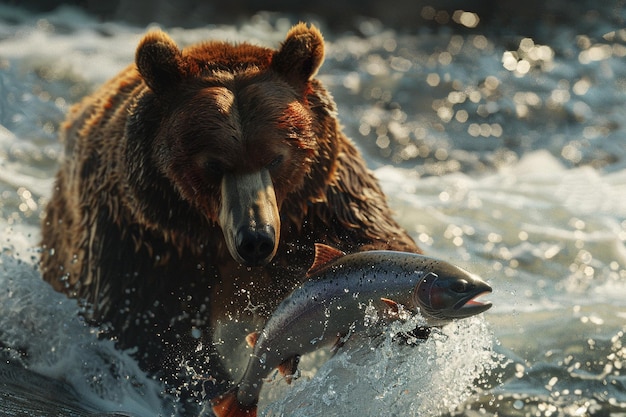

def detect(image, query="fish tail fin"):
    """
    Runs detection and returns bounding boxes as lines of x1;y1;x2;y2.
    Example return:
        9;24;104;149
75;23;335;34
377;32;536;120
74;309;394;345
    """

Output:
211;388;257;417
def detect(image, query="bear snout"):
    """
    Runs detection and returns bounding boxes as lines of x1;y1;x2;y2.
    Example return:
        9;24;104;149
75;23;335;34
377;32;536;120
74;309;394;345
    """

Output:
235;224;276;266
219;170;281;266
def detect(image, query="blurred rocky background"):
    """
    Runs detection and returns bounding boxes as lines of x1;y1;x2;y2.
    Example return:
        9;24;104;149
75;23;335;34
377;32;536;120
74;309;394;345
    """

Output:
3;0;624;40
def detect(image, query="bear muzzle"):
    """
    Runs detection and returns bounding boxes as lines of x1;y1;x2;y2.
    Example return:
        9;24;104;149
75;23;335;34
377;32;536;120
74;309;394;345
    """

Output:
235;224;277;266
219;170;280;267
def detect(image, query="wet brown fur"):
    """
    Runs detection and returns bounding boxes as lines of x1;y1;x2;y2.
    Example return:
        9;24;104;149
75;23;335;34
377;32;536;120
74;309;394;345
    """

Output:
40;23;419;408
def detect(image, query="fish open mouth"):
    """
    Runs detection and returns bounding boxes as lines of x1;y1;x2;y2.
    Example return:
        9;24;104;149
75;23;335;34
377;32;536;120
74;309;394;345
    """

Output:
413;269;493;322
451;290;493;318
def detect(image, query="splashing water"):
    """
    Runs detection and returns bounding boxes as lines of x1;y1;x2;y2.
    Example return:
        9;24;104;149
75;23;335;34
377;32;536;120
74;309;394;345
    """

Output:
258;316;500;417
0;253;174;416
1;2;626;416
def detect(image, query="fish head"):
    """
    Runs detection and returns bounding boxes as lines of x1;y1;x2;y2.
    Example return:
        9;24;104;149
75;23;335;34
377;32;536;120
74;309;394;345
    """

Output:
412;265;492;325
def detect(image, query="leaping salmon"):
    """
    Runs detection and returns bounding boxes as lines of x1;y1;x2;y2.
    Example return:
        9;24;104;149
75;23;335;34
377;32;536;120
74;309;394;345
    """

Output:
211;244;492;417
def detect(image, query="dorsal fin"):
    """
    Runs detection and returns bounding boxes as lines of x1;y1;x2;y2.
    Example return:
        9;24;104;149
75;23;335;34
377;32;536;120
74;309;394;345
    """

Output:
307;243;346;277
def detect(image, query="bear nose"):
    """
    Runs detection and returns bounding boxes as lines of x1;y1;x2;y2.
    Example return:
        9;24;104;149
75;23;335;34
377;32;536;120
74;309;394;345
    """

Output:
235;225;276;266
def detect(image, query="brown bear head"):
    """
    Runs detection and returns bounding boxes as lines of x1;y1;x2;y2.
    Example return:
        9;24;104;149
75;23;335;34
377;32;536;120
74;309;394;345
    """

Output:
127;24;327;267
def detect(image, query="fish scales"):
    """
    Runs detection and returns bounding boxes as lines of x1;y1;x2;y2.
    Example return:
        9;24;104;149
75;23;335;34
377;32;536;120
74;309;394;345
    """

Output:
211;245;492;417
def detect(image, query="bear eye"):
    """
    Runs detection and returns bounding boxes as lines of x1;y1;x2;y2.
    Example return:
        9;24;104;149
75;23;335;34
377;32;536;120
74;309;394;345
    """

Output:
205;160;224;180
267;155;284;170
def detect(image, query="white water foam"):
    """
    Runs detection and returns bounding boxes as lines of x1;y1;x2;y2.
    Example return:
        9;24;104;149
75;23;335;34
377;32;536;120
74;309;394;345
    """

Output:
256;316;498;417
0;251;172;416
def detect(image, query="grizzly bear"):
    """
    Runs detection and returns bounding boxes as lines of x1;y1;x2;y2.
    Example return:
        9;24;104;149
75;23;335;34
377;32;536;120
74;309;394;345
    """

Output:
40;23;419;412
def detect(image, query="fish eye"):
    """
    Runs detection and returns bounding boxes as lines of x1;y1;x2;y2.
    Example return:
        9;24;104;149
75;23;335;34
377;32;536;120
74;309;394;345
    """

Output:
451;279;471;293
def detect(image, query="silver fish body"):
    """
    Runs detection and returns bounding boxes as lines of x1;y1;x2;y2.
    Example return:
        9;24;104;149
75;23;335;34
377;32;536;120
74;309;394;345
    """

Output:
221;247;492;412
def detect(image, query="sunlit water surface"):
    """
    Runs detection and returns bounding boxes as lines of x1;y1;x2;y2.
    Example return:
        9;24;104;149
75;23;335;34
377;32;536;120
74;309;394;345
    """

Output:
0;4;625;416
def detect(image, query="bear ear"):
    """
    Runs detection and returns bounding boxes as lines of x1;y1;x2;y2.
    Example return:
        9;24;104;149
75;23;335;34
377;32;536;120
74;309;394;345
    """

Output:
135;30;188;95
272;23;325;87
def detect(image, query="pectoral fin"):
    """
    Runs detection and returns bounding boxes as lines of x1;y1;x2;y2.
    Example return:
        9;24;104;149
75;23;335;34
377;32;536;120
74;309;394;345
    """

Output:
245;332;260;348
381;297;400;315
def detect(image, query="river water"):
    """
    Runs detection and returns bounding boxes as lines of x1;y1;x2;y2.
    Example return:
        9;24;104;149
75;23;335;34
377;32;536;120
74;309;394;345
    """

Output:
0;3;625;416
